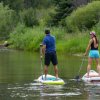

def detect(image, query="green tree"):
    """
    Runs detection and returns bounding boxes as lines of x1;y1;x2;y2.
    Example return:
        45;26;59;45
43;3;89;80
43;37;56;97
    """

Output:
47;0;74;26
0;3;17;37
47;0;91;26
24;0;53;8
19;8;39;27
66;1;100;32
0;0;24;11
0;0;53;11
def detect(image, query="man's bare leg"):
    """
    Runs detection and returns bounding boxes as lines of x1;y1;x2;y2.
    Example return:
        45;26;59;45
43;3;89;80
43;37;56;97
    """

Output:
87;58;92;77
54;65;58;78
44;65;48;80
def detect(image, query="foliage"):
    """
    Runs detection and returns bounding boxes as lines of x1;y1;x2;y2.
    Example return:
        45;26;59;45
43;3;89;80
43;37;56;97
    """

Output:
0;3;17;37
56;33;89;53
19;7;54;27
66;1;100;33
9;24;67;51
19;8;39;27
9;24;44;51
47;0;74;26
0;0;100;54
0;0;24;11
92;21;100;36
0;0;54;11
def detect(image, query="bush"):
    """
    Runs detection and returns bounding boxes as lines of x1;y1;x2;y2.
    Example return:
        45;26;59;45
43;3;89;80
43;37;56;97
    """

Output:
9;24;44;51
56;33;89;53
19;8;39;27
9;24;66;51
92;21;100;36
66;1;100;33
0;3;17;37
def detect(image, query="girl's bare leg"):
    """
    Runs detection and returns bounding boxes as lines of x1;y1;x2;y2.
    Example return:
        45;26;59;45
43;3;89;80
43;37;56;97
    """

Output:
87;57;92;77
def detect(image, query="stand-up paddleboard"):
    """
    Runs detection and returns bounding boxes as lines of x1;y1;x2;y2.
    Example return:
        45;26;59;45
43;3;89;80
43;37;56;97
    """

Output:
82;70;100;83
35;74;65;85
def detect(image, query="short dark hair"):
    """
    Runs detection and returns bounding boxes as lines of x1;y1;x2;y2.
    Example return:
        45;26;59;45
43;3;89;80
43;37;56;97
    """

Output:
45;28;50;34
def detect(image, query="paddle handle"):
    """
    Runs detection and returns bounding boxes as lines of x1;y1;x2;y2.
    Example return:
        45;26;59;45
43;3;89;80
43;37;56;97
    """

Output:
40;44;43;58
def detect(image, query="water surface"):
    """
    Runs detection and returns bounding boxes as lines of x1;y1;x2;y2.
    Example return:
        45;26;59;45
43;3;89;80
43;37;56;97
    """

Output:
0;49;100;100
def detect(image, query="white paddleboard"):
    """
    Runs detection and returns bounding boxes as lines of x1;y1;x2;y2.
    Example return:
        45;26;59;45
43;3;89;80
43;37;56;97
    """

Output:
82;70;100;82
35;74;65;85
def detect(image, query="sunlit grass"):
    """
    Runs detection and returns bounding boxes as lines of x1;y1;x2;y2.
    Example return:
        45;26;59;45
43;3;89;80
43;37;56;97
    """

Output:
56;33;89;53
9;23;100;54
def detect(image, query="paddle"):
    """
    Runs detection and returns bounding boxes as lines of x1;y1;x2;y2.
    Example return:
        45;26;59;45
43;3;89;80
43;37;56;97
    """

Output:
40;44;44;79
75;56;85;80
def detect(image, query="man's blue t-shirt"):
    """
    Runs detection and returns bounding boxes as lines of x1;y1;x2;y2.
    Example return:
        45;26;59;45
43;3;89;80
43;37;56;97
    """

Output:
43;34;56;53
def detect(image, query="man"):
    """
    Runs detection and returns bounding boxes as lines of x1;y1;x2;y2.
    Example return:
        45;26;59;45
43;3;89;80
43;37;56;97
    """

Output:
42;28;58;79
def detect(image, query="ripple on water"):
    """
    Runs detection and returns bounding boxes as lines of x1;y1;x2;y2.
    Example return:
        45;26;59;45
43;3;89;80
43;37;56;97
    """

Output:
3;79;84;99
41;92;81;97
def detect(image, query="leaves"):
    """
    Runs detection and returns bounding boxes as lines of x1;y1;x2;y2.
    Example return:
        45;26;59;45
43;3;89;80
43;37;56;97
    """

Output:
0;3;17;37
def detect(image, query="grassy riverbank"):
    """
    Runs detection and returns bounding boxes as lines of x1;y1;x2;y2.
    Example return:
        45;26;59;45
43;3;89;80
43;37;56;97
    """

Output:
9;26;100;54
8;24;100;54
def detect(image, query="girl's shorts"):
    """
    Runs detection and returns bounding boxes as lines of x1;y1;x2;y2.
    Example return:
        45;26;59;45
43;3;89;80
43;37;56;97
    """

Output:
89;50;100;58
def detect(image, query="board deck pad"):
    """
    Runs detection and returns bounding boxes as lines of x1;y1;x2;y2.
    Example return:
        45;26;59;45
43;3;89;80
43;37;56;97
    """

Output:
35;74;65;85
82;70;100;83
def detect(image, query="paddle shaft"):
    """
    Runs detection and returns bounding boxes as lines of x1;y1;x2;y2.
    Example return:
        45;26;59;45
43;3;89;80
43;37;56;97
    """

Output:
78;57;85;75
40;44;43;79
75;57;85;79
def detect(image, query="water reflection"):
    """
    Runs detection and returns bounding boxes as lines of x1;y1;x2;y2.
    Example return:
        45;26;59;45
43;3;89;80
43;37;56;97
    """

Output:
1;79;84;100
84;82;100;100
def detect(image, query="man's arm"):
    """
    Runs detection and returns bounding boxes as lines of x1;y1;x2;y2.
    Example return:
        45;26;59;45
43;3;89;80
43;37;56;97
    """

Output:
42;45;46;56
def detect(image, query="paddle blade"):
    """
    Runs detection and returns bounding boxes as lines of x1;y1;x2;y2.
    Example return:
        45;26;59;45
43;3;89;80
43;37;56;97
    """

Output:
75;75;80;80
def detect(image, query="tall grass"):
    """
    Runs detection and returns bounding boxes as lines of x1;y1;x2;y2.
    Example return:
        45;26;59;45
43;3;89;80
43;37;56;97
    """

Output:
9;21;100;54
10;24;44;51
9;22;100;54
9;24;66;51
56;33;89;53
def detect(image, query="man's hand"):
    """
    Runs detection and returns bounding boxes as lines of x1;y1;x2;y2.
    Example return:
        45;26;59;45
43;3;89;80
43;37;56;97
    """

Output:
40;55;43;59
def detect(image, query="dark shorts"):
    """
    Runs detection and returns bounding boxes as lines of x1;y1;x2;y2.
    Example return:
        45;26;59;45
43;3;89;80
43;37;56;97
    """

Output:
45;52;58;66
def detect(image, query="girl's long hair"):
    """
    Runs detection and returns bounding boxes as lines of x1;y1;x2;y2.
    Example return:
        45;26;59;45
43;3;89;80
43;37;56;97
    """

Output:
94;35;99;44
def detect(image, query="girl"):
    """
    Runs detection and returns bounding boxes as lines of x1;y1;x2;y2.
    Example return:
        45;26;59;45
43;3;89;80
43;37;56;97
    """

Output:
84;31;100;77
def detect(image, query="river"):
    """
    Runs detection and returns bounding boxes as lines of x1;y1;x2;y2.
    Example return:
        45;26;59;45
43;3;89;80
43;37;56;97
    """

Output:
0;49;100;100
